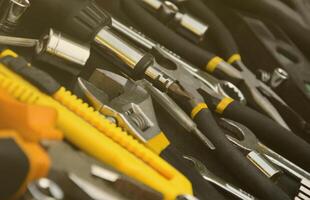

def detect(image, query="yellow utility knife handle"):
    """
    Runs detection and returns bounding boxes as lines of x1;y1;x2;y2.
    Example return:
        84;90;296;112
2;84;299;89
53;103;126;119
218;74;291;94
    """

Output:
0;50;192;200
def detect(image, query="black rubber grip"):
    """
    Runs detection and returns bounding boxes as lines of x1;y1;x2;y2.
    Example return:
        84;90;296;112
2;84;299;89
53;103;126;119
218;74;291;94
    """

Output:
160;146;227;200
193;108;290;200
184;0;239;60
121;0;216;68
276;175;300;199
216;0;310;57
0;139;29;200
30;0;111;42
2;56;61;95
222;100;310;171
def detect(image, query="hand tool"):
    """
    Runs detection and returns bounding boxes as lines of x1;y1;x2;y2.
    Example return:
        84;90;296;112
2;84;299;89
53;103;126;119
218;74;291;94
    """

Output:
28;0;185;97
184;156;258;200
0;0;30;34
121;0;294;130
27;0;219;151
68;173;105;200
215;0;310;58
140;0;208;43
203;94;310;173
24;178;64;200
91;165;164;200
78;73;172;154
140;47;291;199
23;1;291;198
78;71;227;200
221;13;310;126
0;87;62;142
111;17;246;104
220;118;310;182
0;29;91;76
0;88;62;199
0;49;193;200
168;0;310;135
111;17;246;142
0;130;51;200
294;179;310;200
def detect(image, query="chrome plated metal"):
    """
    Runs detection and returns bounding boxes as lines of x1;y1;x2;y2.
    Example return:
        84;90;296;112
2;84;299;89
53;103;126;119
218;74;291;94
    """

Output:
26;178;64;200
78;72;162;144
111;18;245;103
270;68;289;88
0;29;90;67
0;35;38;47
222;118;310;181
184;156;257;200
36;29;90;66
141;80;215;149
0;0;30;33
142;0;208;41
95;27;145;69
231;60;290;130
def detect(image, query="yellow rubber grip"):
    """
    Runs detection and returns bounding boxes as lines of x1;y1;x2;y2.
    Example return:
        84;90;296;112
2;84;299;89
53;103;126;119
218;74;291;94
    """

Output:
227;54;241;65
0;54;193;199
205;57;224;73
53;87;174;178
191;103;208;119
215;97;234;114
146;132;170;155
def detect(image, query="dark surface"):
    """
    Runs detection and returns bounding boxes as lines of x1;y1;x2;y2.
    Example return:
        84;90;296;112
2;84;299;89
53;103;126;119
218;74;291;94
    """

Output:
0;139;29;200
7;0;310;199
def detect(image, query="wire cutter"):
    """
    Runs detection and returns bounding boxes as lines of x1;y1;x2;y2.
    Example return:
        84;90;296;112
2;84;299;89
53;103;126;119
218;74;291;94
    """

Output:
121;0;300;130
77;69;224;200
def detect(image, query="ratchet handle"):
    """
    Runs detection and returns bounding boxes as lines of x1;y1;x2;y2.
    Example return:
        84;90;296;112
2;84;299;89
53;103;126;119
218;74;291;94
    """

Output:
30;0;111;42
215;98;310;171
191;104;290;200
160;146;227;200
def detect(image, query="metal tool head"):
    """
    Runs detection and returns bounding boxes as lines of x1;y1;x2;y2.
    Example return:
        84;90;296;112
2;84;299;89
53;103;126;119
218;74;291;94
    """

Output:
153;46;246;104
26;178;64;200
78;69;162;144
183;155;217;183
177;194;200;200
219;118;259;152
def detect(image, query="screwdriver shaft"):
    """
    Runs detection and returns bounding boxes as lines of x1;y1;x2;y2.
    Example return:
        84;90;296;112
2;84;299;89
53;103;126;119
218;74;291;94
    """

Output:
0;35;38;47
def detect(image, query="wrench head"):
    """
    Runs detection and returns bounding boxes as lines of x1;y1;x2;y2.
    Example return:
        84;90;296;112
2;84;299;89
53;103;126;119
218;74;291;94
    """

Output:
219;118;259;152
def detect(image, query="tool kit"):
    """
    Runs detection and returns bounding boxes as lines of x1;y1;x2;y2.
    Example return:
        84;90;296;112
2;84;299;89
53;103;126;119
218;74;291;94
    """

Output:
0;0;310;199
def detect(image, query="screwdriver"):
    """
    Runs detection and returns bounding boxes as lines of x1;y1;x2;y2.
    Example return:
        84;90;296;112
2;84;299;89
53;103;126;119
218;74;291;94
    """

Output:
0;50;193;200
27;0;184;96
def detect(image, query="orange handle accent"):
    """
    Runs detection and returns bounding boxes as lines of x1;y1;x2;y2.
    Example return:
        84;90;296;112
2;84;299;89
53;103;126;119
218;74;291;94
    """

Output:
0;88;63;142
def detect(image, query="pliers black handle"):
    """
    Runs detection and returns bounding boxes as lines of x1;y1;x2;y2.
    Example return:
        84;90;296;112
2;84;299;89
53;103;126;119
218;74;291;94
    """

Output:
209;96;310;171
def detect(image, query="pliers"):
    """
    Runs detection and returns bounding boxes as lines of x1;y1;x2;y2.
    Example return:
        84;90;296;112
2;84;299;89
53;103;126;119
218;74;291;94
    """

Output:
219;118;310;199
120;0;294;130
77;69;226;200
182;0;310;134
221;119;310;181
202;93;310;173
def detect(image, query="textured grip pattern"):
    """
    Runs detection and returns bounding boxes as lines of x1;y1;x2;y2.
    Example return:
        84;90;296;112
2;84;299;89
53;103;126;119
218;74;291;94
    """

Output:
53;87;174;179
64;0;111;42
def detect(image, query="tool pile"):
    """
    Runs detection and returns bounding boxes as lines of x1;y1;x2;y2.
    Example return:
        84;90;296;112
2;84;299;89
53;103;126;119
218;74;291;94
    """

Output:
0;0;310;199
